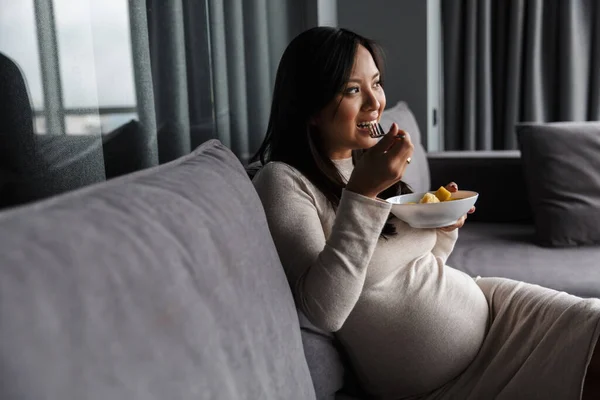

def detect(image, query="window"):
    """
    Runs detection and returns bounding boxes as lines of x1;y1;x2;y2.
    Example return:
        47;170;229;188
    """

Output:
0;0;138;135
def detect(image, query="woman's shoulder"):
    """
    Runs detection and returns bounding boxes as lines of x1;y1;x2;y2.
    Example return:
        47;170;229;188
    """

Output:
252;161;322;209
253;161;305;187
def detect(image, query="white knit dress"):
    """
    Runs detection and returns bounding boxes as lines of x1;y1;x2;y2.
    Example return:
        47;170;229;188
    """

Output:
252;159;600;400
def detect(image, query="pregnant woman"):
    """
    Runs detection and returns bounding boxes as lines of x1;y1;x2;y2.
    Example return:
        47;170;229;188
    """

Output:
251;26;600;399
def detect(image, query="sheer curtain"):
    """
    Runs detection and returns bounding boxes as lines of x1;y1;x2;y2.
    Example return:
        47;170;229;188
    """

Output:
0;0;304;209
442;0;600;150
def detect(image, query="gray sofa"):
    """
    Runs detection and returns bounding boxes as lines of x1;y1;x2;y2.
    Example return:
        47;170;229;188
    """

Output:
428;151;600;299
2;100;600;399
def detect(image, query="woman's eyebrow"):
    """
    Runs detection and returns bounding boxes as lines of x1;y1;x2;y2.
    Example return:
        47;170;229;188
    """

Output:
348;72;381;83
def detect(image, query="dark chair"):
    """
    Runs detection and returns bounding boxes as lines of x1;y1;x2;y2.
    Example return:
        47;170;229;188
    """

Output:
0;52;106;209
0;52;36;208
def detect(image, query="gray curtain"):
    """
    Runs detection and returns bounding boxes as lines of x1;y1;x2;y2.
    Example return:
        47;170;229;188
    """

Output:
146;0;304;163
442;0;600;150
0;0;305;211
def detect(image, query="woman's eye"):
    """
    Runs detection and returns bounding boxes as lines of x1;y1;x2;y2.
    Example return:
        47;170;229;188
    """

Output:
345;86;359;94
374;80;382;88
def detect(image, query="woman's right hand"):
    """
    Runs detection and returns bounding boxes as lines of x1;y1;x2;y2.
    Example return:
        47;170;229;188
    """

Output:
346;123;414;199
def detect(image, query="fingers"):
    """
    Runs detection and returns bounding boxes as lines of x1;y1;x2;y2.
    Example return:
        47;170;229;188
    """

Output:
468;206;476;214
385;129;414;160
372;123;400;153
445;182;458;192
439;223;459;232
439;214;468;231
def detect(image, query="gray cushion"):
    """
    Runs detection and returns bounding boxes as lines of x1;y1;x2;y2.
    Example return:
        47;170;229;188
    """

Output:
298;310;365;400
449;222;600;299
102;119;149;179
0;140;315;400
298;310;345;400
516;122;600;247
380;101;430;193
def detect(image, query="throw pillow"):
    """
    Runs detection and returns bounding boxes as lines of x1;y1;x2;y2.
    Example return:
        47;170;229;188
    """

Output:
0;140;316;399
102;119;148;179
516;122;600;247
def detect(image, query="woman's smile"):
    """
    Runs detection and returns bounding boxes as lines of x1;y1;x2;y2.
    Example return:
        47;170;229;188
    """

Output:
356;119;379;131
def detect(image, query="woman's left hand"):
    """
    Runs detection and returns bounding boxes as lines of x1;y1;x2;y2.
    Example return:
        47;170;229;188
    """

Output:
438;182;476;232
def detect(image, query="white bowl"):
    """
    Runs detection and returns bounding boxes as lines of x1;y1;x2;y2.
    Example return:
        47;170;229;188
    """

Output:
386;190;479;229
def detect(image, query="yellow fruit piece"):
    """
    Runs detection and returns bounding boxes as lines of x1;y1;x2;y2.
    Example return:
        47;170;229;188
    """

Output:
419;192;440;204
435;186;452;202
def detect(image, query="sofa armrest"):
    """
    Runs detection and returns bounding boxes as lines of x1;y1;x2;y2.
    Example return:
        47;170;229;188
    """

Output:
427;151;532;223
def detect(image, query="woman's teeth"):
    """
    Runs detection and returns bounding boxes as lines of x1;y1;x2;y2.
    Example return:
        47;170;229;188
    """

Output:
357;121;377;128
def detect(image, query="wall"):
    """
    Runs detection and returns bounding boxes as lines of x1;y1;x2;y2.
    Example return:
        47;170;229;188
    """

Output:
337;0;441;150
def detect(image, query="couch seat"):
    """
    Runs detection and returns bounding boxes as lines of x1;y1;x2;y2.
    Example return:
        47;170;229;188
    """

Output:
449;222;600;299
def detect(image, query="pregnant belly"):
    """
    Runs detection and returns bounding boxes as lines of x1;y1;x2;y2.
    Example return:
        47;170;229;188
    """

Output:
338;261;489;398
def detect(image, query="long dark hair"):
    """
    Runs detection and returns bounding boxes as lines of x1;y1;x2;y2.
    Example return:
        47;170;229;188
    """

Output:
251;27;411;235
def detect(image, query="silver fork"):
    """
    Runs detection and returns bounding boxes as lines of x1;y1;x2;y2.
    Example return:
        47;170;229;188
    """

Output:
368;122;386;138
368;123;406;139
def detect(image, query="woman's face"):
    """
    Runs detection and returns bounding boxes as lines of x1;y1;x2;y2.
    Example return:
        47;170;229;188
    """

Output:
313;45;386;160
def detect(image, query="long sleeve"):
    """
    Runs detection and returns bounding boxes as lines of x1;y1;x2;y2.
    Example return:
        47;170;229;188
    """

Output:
252;162;391;332
432;229;458;265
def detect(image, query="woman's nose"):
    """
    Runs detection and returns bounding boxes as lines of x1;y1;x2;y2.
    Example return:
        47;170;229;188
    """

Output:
363;90;380;111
